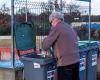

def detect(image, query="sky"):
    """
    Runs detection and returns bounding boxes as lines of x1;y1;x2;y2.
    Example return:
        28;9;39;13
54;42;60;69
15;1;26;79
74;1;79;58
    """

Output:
0;0;100;15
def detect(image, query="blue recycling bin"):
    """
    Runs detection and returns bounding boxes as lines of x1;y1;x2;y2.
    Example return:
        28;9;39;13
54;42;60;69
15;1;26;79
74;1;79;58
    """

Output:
79;41;100;80
78;43;88;80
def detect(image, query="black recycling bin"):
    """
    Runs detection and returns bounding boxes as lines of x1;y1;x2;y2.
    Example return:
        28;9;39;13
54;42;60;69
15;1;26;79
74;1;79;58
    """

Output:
21;53;57;80
78;43;88;80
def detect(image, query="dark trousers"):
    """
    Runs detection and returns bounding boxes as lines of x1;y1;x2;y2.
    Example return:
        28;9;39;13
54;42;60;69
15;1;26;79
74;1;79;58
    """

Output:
57;62;79;80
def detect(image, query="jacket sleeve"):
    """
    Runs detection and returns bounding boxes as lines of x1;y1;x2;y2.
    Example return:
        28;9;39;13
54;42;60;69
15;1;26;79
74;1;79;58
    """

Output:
42;28;60;50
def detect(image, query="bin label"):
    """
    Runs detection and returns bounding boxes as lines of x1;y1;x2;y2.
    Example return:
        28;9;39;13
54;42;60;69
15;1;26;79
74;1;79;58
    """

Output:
47;69;57;80
92;54;97;66
80;57;86;71
33;62;40;68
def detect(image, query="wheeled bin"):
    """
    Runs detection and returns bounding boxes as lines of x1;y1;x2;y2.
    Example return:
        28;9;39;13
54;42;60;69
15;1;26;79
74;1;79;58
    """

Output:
86;41;98;80
78;43;88;80
21;53;57;80
79;41;100;80
14;22;57;80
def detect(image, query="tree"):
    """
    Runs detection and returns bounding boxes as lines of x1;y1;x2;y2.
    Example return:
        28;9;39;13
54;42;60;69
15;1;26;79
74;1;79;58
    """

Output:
0;4;11;35
66;3;80;14
40;2;53;13
17;7;29;14
63;3;81;24
0;4;10;14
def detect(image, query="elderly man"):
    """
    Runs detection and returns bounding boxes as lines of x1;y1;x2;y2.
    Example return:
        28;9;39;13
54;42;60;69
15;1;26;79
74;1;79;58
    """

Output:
42;11;80;80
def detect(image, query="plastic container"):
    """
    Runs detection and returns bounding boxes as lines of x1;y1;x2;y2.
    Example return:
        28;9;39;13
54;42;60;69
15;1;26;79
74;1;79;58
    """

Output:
78;41;100;80
21;53;57;80
78;43;87;80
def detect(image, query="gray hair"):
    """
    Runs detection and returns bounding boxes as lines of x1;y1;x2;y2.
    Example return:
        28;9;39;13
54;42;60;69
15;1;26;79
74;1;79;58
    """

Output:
49;11;64;23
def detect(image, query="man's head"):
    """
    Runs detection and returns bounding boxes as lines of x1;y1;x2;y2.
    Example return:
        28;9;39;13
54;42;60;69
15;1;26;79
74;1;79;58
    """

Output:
49;11;64;27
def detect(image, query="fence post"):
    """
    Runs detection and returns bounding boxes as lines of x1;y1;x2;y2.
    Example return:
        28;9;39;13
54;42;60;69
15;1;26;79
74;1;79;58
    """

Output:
11;0;15;67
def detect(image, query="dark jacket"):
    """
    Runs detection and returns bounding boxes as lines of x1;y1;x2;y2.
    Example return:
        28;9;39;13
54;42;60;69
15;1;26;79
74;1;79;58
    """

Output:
42;21;79;66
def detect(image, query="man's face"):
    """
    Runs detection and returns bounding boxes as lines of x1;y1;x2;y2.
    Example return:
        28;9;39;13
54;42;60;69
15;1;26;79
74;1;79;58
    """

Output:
50;19;54;26
50;18;56;27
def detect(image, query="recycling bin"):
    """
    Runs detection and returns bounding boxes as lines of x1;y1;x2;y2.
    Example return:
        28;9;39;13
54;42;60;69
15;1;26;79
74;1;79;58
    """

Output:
78;43;88;80
14;22;36;57
14;22;57;80
86;41;98;80
21;53;57;80
79;41;100;80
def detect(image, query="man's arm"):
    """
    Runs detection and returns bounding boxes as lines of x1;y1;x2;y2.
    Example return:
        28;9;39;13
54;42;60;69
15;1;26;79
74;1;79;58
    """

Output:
42;28;60;50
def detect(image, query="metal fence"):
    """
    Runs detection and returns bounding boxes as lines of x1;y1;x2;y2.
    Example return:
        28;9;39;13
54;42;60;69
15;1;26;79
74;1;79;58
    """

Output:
14;0;89;49
14;1;59;49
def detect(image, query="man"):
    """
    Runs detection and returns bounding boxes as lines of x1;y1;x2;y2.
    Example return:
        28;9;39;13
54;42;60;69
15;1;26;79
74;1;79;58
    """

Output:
42;11;80;80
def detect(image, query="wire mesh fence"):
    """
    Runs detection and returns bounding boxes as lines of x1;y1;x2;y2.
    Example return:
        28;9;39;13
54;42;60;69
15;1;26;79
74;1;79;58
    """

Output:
14;0;89;49
14;1;53;49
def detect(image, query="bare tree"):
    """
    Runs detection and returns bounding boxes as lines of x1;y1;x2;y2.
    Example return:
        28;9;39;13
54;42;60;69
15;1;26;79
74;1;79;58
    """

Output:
0;4;11;35
63;3;81;24
66;3;80;15
0;4;10;14
17;7;29;14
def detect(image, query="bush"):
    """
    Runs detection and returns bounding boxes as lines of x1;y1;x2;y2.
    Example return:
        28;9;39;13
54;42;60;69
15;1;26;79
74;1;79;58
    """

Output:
74;27;100;41
0;26;11;35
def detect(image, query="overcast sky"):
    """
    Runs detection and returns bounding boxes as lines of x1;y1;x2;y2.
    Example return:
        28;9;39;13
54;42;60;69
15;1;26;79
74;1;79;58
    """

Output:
0;0;100;15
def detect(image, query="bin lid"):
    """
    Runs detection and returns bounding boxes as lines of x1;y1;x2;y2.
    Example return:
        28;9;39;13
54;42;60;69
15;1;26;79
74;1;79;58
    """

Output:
15;22;36;51
78;43;89;52
78;41;100;49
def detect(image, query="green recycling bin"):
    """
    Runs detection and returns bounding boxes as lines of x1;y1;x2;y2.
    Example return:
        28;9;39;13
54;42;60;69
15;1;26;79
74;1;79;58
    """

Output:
14;22;36;51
